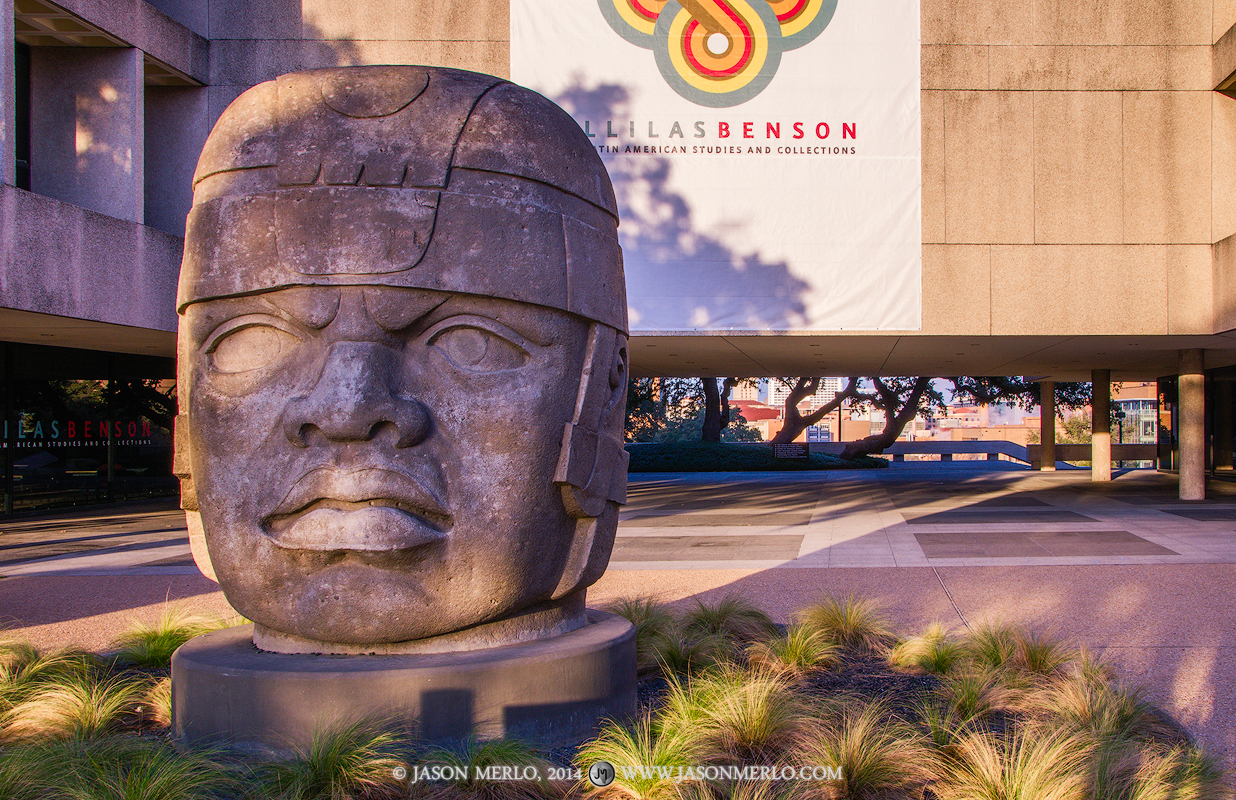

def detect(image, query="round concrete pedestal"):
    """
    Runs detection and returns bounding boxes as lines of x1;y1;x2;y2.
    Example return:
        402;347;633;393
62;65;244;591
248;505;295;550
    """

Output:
171;610;635;753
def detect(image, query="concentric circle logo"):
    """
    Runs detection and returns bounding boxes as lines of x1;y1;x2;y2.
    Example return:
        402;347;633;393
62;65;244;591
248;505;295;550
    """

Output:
599;0;838;107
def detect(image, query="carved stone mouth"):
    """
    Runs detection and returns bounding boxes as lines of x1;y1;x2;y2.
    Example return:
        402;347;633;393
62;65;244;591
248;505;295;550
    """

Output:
262;467;452;552
266;497;451;534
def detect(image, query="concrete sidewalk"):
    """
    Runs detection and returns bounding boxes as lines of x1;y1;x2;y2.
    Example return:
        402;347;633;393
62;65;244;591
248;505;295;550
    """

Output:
0;465;1232;770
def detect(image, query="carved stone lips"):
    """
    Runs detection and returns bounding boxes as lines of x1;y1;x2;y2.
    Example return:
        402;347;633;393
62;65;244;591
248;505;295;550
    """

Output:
263;467;450;552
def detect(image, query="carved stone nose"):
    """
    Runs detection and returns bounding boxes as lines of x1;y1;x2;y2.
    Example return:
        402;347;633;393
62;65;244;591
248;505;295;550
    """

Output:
281;341;429;448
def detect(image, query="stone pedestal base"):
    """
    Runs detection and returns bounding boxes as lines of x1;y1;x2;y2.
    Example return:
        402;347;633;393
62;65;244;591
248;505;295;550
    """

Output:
171;610;635;753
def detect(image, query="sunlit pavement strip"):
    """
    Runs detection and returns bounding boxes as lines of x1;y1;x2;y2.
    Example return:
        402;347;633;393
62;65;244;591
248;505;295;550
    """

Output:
611;466;1236;570
4;467;1236;575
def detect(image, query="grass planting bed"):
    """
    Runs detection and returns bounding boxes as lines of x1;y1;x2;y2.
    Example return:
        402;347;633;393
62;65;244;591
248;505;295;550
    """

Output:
627;442;887;473
0;596;1227;800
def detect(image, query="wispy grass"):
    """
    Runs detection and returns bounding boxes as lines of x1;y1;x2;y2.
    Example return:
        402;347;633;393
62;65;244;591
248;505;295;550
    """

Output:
745;625;839;682
251;717;408;800
0;641;100;709
888;623;967;676
660;664;806;764
681;596;779;646
575;712;701;800
2;671;146;740
109;605;232;669
139;676;172;728
795;698;932;800
605;598;681;676
934;727;1092;800
964;621;1020;671
797;594;895;654
935;665;1024;724
650;631;730;678
417;736;555;800
1013;628;1075;675
1028;671;1186;746
0;734;237;800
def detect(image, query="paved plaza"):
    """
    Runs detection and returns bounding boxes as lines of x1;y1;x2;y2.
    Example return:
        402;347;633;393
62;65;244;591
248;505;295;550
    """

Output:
0;463;1234;770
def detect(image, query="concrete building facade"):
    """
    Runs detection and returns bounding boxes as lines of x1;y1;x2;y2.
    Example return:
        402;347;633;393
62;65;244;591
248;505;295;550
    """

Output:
5;0;1236;503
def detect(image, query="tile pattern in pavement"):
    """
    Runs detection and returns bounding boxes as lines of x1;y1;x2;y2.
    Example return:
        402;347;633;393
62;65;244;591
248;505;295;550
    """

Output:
2;465;1236;576
611;465;1236;569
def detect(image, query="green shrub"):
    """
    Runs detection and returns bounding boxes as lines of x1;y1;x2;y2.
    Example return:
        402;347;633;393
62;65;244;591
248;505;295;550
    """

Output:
109;605;233;669
889;623;967;676
746;625;840;681
250;717;408;800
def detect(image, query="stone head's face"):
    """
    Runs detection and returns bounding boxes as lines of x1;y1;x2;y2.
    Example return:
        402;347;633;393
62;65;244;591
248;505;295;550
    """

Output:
186;283;592;643
176;67;627;646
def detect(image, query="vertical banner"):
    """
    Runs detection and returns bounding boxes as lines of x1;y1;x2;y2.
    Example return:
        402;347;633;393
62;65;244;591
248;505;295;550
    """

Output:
511;0;921;332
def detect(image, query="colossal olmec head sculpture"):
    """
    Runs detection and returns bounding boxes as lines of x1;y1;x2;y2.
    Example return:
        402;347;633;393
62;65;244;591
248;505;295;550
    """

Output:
174;66;628;654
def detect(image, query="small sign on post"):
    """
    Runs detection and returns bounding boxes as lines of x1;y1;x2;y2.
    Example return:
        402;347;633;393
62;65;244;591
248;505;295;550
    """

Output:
773;443;809;460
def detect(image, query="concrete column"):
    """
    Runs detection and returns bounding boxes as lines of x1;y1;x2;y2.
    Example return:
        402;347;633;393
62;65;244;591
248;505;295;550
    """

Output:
29;47;145;222
1092;370;1111;482
1214;380;1233;472
1039;381;1056;471
1179;349;1206;500
1;0;16;186
144;86;209;235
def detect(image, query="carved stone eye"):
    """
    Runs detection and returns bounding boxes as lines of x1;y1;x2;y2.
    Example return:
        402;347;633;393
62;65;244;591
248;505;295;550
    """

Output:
210;325;298;374
431;325;526;373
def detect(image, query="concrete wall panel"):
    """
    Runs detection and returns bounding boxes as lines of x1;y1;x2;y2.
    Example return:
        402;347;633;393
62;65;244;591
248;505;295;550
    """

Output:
944;91;1035;244
1;0;14;188
1217;0;1236;43
0;187;179;332
1168;245;1214;334
145;86;209;236
922;245;991;334
922;46;989;90
29;47;144;224
923;90;946;243
1033;0;1210;47
990;245;1167;335
922;0;1034;45
300;0;509;43
1123;91;1211;244
1214;93;1236;242
990;46;1210;91
1213;233;1236;332
1033;91;1123;244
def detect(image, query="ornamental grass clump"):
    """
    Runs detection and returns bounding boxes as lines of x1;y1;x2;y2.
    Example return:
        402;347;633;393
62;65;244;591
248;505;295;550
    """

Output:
650;630;731;678
108;605;232;669
660;663;807;764
575;712;702;800
933;727;1092;800
0;734;238;800
0;641;100;709
251;717;409;800
681;596;779;647
794;697;933;800
1012;628;1076;676
888;623;966;676
416;736;556;800
139;675;172;728
934;664;1025;725
605;597;681;676
745;624;840;682
1;671;146;740
963;620;1021;672
797;594;895;655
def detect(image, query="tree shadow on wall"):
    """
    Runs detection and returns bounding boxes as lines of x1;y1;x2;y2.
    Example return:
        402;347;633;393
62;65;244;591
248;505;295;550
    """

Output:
553;81;809;333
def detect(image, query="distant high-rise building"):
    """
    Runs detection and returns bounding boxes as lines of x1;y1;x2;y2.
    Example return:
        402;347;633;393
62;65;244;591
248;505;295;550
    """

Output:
768;378;840;412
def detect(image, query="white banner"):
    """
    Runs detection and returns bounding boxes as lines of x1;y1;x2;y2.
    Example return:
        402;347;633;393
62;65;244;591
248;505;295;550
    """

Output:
511;0;921;332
